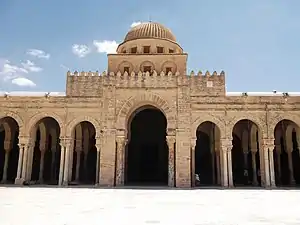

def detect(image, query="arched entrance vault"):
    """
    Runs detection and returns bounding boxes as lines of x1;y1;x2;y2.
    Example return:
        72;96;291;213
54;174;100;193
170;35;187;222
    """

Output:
0;116;20;184
194;121;221;187
273;119;300;186
124;104;169;186
116;93;175;137
28;117;61;185
69;121;97;185
231;119;263;187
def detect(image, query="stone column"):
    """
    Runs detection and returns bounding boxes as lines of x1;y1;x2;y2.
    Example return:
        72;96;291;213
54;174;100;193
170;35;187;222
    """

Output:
95;139;101;185
115;136;126;186
63;139;72;186
275;144;281;185
38;142;47;183
251;149;258;186
58;138;65;186
220;139;230;187
68;140;74;182
215;150;221;185
227;148;233;187
287;147;295;185
262;139;272;188
82;138;89;181
26;144;34;181
211;142;216;185
190;138;196;187
15;136;31;185
1;141;12;183
167;136;176;187
269;147;276;187
75;140;82;182
50;145;57;182
221;139;232;187
22;143;30;182
15;143;24;184
243;149;249;183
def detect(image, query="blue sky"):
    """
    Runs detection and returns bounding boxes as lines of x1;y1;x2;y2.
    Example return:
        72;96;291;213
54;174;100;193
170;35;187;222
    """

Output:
0;0;299;92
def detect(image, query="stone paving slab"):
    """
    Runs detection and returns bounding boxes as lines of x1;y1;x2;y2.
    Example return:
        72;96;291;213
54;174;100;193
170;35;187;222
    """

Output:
0;187;300;225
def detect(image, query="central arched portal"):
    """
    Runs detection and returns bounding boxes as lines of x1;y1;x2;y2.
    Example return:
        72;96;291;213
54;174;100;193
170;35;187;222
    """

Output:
125;106;169;186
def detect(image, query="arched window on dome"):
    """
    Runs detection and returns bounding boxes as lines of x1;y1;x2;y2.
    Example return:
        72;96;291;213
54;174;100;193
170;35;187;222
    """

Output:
131;47;137;54
157;46;164;54
169;49;174;53
143;46;150;54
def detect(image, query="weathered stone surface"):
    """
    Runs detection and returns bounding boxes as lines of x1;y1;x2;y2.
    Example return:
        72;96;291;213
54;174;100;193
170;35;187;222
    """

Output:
0;22;300;188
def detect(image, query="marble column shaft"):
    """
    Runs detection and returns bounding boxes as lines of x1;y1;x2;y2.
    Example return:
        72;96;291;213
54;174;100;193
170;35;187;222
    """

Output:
115;136;126;186
167;136;176;187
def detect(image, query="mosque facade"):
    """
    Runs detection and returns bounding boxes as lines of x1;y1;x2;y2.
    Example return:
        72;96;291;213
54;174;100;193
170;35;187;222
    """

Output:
1;22;300;188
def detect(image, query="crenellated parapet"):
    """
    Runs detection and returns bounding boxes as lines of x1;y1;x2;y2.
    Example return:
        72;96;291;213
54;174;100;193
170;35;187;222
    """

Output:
66;69;226;97
189;70;226;96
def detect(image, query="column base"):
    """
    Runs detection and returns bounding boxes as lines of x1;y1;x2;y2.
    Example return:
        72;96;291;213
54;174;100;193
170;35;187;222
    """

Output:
62;181;69;186
15;178;25;185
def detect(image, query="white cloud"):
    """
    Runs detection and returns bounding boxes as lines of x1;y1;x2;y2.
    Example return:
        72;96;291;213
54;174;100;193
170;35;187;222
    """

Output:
0;59;40;87
0;60;28;81
93;40;119;54
11;77;36;87
131;21;142;28
21;60;43;72
26;49;50;59
72;44;91;58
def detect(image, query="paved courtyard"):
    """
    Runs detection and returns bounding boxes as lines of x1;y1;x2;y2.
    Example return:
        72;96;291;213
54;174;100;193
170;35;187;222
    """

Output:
0;187;300;225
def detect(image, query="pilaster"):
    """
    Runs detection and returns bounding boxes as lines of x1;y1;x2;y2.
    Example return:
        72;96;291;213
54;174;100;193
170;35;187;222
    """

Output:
99;128;116;186
175;129;191;188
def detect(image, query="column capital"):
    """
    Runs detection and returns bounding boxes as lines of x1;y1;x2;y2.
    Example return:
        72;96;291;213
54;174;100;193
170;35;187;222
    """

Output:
18;136;32;146
167;136;176;145
262;138;275;151
116;136;127;151
116;136;126;143
60;138;73;148
190;138;197;149
221;138;232;151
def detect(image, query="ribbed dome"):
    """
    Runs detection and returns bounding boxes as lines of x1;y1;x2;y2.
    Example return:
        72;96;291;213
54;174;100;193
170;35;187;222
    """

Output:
124;22;176;42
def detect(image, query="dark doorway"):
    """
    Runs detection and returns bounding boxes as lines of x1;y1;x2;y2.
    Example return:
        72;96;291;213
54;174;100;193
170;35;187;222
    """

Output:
125;107;168;186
